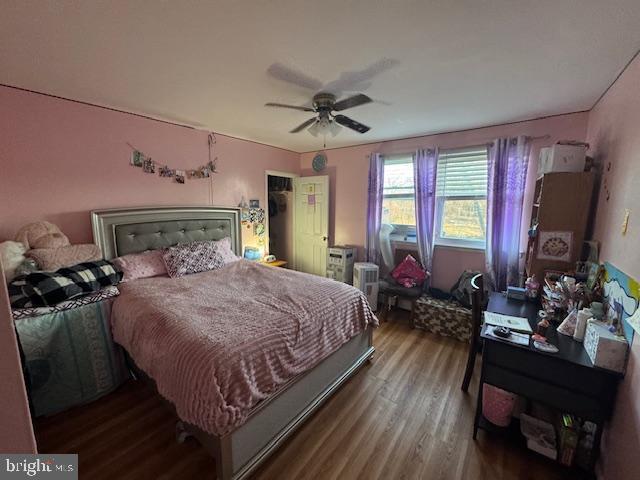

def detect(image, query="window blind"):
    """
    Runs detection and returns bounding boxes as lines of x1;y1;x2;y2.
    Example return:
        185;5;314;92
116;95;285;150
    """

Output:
436;147;488;197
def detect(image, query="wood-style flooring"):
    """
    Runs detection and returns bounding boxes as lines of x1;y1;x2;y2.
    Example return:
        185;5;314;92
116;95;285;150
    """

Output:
35;311;579;479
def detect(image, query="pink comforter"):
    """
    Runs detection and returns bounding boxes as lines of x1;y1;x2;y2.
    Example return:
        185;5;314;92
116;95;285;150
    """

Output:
111;260;377;436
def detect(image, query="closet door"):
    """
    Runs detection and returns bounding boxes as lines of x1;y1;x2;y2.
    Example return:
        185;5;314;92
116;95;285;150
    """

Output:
293;175;329;276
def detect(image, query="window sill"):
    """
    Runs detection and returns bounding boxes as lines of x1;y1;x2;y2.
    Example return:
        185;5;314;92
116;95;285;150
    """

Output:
434;243;485;253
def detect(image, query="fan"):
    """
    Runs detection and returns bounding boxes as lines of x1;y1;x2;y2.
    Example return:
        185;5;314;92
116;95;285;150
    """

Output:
265;92;372;136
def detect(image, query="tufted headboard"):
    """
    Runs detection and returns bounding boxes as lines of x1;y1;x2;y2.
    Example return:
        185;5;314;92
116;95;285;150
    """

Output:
91;206;242;260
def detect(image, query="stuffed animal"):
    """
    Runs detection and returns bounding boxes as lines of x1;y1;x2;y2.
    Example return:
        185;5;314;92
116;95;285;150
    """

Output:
0;240;27;282
15;221;70;250
14;221;102;272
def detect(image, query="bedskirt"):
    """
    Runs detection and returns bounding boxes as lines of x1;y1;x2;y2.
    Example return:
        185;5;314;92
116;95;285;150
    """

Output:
14;299;129;416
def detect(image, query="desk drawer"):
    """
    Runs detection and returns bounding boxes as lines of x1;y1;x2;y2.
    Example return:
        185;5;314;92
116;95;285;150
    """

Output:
483;340;616;404
483;363;605;421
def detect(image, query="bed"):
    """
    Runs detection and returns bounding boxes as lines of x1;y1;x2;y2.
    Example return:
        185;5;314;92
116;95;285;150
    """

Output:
91;206;377;480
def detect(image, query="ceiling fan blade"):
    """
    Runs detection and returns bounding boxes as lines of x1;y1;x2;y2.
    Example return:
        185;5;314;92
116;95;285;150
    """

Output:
323;58;400;96
332;94;373;111
290;117;318;133
333;114;370;134
265;102;315;112
267;63;324;91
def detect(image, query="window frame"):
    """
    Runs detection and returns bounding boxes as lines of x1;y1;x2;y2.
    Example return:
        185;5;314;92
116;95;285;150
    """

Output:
434;146;488;250
381;154;416;238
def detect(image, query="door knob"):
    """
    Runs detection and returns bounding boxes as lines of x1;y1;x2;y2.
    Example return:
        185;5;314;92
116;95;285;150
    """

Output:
322;236;328;241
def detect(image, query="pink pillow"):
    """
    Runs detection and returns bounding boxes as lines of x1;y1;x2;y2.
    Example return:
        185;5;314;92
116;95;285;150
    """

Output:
112;250;167;282
214;237;239;265
162;241;226;278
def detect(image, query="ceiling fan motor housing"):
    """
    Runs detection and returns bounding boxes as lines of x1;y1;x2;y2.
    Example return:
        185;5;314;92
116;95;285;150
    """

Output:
312;93;337;113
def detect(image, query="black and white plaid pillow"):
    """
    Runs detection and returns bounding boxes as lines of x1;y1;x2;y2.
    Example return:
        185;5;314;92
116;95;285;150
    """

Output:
8;260;123;308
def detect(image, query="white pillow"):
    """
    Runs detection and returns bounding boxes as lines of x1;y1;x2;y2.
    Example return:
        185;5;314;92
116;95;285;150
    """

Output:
0;241;27;283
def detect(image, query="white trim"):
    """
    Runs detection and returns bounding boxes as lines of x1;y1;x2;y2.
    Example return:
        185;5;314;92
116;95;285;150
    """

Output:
265;170;299;269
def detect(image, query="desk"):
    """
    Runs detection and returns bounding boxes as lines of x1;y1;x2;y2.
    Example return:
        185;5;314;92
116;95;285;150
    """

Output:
475;292;622;474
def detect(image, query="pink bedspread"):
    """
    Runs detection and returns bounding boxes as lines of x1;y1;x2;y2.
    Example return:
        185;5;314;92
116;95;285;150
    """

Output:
111;260;377;436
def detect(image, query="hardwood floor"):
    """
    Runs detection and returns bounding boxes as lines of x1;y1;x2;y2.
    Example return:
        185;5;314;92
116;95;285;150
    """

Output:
35;311;580;479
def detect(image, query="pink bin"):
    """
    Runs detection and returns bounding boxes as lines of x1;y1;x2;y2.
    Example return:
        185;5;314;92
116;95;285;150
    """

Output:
482;384;517;427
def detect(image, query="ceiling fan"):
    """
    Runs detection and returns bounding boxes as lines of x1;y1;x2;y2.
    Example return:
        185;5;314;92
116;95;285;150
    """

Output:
265;92;372;137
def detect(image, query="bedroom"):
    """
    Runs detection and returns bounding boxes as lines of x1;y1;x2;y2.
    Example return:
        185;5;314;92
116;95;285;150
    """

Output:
1;1;639;479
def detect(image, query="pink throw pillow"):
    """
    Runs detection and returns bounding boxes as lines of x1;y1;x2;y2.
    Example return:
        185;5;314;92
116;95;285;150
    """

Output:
162;240;226;278
112;250;167;282
214;237;240;265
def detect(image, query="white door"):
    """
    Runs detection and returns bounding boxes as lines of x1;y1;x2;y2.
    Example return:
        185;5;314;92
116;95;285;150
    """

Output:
294;175;329;276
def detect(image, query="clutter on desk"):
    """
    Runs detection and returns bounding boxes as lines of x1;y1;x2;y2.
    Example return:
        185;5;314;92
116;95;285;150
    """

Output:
486;327;530;346
506;285;527;300
583;320;629;373
484;311;533;333
533;340;559;353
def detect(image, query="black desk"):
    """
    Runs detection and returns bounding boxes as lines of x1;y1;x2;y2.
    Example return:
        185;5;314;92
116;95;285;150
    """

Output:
475;292;622;474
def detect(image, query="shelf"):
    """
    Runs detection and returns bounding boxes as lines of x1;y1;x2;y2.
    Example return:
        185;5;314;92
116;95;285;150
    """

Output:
476;415;595;479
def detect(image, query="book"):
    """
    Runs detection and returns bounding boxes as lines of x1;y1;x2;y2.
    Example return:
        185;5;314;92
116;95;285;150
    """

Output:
484;312;533;333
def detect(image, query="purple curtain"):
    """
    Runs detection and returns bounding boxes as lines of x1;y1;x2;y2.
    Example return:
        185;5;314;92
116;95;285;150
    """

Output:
365;153;384;263
414;148;438;279
485;136;531;291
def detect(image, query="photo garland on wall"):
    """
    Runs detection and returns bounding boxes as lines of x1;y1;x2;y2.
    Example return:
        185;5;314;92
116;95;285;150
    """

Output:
127;133;218;184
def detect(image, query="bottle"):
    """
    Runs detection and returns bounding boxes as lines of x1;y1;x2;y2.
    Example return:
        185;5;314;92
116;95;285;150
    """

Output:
573;308;591;342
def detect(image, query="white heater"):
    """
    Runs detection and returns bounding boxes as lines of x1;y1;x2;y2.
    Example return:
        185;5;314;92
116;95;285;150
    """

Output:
353;262;379;311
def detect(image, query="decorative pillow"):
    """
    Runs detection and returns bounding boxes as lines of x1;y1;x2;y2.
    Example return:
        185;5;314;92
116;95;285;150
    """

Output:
112;250;167;282
27;244;103;271
0;240;27;283
214;237;240;265
162;241;226;278
8;260;123;308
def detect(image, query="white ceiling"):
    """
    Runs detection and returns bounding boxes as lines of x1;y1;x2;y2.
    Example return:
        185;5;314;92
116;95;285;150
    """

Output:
2;1;640;153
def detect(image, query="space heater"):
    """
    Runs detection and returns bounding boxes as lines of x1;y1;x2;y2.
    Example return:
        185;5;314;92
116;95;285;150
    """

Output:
353;262;379;311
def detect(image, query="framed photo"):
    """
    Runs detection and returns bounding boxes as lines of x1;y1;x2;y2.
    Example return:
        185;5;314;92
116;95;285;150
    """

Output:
537;231;573;262
249;199;260;208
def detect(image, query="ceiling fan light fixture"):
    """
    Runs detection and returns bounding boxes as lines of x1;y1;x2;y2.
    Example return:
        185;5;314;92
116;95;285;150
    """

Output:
308;117;342;137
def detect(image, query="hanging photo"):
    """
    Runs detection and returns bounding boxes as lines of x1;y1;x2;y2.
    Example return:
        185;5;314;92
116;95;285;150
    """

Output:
159;165;175;177
174;170;186;184
537;231;573;262
130;150;145;167
142;158;155;174
249;199;260;208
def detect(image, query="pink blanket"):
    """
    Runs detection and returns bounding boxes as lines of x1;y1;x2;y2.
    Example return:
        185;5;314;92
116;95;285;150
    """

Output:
111;260;377;436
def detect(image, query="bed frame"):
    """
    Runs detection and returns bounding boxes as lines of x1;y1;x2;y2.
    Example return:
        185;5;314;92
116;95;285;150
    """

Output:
91;206;375;480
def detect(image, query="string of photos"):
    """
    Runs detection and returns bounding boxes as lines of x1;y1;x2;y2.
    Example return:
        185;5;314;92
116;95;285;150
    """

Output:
127;133;218;184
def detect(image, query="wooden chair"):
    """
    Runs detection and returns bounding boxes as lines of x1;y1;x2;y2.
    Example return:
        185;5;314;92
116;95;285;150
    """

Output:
461;273;485;392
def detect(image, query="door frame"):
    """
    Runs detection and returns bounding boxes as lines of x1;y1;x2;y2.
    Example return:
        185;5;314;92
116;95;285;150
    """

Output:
265;170;299;269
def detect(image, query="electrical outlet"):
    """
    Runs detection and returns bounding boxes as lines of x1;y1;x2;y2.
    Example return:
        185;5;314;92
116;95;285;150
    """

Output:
622;209;630;235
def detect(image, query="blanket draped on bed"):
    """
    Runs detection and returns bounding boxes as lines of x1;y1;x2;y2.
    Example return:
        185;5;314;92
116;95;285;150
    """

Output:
111;260;378;436
14;298;129;416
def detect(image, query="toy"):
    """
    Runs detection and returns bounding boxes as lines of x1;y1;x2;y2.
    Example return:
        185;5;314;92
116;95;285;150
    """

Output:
0;241;27;282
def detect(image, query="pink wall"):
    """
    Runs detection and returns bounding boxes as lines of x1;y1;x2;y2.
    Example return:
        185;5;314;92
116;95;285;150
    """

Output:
0;86;300;244
586;52;640;480
300;112;589;290
0;260;37;453
0;85;300;452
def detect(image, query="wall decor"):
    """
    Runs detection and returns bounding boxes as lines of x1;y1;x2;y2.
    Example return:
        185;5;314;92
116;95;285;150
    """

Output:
127;133;218;185
249;199;260;208
603;262;639;342
312;151;327;172
537;231;573;262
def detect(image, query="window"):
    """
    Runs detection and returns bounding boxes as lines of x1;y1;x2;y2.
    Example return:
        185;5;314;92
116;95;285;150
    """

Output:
382;155;415;232
435;146;488;249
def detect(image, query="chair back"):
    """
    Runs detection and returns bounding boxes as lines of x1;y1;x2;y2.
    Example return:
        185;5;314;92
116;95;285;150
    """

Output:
470;273;485;340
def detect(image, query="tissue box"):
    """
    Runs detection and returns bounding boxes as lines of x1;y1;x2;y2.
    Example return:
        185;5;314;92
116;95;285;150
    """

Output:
583;320;628;373
537;144;586;176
